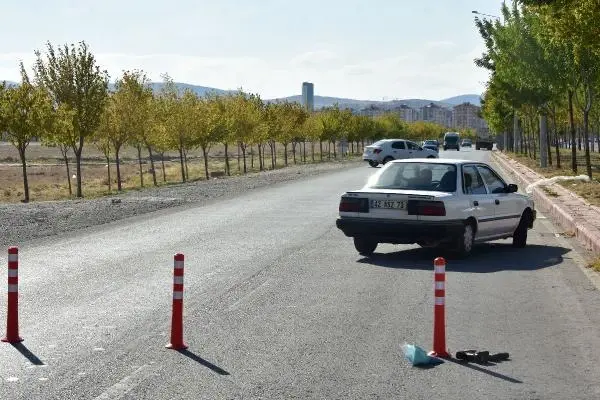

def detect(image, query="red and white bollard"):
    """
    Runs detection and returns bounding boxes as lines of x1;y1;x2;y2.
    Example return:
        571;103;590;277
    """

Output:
166;253;187;350
428;257;449;357
2;246;23;343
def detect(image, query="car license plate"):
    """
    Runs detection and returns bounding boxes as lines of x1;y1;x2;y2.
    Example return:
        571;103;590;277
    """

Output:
371;200;406;209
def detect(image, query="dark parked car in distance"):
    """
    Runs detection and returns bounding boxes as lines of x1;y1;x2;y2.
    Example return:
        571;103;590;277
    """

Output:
443;132;460;151
422;140;439;152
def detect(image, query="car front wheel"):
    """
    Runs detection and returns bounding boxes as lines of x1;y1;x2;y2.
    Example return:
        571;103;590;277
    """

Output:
354;237;378;256
368;160;379;167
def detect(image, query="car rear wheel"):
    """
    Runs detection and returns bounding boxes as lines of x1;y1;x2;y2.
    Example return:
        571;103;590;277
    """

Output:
512;211;531;248
453;222;475;257
368;160;379;167
354;237;378;256
382;156;394;164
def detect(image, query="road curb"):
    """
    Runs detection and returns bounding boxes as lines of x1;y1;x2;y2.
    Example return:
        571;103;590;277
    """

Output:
492;151;600;256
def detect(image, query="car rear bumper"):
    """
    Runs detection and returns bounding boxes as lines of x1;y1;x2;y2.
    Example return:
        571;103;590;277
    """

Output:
335;217;465;244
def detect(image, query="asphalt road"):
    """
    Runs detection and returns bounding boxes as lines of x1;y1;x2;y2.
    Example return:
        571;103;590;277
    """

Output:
1;148;600;399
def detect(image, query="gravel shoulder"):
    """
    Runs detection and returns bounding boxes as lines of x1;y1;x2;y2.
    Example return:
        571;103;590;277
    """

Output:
0;160;363;247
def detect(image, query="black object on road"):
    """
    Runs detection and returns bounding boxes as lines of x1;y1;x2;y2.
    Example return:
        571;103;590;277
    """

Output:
455;350;510;363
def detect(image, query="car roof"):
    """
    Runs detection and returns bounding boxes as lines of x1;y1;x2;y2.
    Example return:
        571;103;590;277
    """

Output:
391;158;486;165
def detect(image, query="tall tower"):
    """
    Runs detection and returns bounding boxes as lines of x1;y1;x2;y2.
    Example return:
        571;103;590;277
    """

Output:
302;82;314;112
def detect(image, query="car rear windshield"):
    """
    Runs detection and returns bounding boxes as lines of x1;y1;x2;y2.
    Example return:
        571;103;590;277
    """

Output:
366;162;457;192
445;136;459;143
424;140;437;145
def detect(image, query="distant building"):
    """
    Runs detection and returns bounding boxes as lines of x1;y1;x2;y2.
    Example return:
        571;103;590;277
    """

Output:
420;102;452;127
393;104;419;122
452;102;489;137
358;104;386;117
302;82;314;112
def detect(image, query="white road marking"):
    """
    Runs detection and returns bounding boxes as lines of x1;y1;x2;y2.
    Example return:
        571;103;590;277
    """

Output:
93;364;157;400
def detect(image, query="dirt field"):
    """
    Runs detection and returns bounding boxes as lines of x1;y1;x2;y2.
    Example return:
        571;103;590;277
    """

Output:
0;141;359;202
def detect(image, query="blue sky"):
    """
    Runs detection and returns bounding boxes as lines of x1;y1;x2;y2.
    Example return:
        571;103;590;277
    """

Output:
0;0;500;100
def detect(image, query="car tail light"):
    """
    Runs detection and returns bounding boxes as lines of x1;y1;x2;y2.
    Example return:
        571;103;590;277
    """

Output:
407;200;446;216
373;148;382;154
339;197;369;213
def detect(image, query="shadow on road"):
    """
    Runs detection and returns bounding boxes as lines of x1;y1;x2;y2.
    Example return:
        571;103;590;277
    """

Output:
11;342;45;366
177;349;230;376
358;243;569;273
445;357;523;383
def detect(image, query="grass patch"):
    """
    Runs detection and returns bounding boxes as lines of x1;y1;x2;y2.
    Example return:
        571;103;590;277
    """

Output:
505;150;600;207
0;150;361;203
587;258;600;272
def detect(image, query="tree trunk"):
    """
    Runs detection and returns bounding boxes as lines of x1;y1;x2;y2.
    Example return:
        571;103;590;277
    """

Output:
18;147;29;203
568;90;577;173
258;143;263;171
202;146;210;180
303;141;307;162
237;143;241;172
552;114;560;169
61;146;72;196
333;140;337;159
137;144;144;188
584;110;592;178
74;139;84;198
147;146;157;186
160;153;166;182
183;148;189;181
292;143;297;164
178;146;186;182
224;142;230;176
270;142;276;169
539;114;548;168
106;155;112;192
320;141;323;161
311;141;315;162
283;143;288;166
115;148;122;191
242;145;247;173
251;146;255;169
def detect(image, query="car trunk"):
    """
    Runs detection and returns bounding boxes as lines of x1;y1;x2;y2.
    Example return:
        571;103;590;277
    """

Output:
344;189;450;220
363;145;382;158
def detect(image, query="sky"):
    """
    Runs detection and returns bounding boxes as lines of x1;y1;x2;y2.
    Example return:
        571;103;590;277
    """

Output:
0;0;500;101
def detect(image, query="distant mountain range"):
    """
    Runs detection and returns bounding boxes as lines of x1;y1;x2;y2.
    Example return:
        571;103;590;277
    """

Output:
3;79;482;109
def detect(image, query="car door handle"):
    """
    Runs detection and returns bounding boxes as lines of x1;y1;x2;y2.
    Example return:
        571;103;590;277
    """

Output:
495;199;500;205
473;201;479;206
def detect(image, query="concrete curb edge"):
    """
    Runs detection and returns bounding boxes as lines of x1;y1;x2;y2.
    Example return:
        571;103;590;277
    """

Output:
491;151;600;256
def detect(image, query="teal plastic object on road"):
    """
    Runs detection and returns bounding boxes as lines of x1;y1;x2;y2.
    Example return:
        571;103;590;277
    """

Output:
401;343;444;366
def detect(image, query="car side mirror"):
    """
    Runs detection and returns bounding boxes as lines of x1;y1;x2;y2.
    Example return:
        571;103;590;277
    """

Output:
506;184;518;193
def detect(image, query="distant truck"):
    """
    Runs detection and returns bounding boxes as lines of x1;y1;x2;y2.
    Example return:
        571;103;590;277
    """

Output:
475;132;494;150
475;138;494;150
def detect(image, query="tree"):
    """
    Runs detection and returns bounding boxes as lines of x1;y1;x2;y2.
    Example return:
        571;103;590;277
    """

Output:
34;41;109;197
0;64;53;202
44;104;76;195
113;70;155;188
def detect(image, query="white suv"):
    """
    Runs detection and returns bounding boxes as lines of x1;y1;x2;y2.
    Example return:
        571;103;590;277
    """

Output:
363;139;439;167
336;158;536;257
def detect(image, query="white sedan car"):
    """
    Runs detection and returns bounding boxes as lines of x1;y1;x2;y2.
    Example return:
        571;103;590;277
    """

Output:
363;139;439;167
336;158;536;257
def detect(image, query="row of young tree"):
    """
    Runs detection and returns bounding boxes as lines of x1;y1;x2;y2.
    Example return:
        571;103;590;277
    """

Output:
0;41;458;202
476;0;600;177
